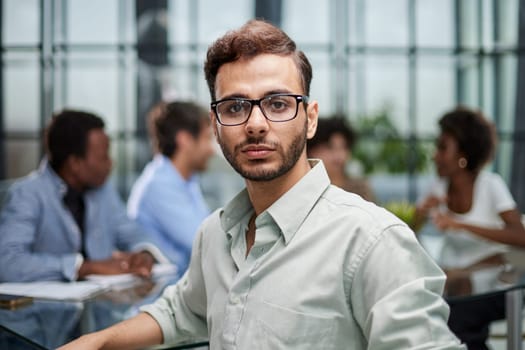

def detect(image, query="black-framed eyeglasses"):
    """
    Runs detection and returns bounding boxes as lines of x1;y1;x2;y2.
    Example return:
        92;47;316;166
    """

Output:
210;93;309;126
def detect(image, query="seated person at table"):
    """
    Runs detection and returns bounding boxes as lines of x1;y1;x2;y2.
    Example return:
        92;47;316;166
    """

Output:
415;106;525;349
128;101;214;273
0;110;166;282
307;116;374;201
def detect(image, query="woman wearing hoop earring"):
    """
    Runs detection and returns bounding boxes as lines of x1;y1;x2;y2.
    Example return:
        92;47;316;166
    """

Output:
414;106;525;350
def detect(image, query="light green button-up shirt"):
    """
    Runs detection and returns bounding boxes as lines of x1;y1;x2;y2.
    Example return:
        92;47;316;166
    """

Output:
142;160;465;349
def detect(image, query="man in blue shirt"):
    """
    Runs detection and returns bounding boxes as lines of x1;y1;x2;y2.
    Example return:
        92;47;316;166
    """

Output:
0;110;165;282
127;101;214;274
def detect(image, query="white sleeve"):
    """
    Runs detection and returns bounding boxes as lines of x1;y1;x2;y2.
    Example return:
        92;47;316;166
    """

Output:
488;173;516;213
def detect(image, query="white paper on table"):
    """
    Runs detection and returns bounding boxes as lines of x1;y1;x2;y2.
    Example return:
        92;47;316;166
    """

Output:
0;264;177;301
85;263;178;289
0;281;105;301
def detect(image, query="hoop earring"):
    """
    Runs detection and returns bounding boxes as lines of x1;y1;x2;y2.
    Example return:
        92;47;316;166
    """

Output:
458;157;467;169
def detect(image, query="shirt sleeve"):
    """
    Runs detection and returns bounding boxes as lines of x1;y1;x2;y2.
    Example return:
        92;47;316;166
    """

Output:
350;222;465;349
140;225;208;345
142;179;205;254
487;173;516;213
0;184;79;282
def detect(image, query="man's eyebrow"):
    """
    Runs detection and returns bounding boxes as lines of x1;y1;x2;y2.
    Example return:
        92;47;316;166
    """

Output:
217;89;295;101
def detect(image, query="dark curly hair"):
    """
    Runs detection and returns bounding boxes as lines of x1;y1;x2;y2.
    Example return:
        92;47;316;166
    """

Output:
438;106;496;172
204;19;312;101
154;101;209;158
46;109;105;173
307;115;356;152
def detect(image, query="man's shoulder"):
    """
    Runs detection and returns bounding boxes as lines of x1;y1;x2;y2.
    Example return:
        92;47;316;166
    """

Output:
8;170;49;195
319;185;404;232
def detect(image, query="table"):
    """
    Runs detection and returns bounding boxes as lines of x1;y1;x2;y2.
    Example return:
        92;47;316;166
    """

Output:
0;274;209;349
419;230;525;350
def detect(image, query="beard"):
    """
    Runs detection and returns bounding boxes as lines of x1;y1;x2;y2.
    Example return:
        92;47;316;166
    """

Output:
218;121;308;182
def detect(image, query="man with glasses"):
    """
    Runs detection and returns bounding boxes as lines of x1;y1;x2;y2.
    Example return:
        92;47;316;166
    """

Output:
60;19;464;349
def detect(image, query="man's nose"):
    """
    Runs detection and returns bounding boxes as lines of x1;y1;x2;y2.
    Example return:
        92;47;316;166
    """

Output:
245;105;269;136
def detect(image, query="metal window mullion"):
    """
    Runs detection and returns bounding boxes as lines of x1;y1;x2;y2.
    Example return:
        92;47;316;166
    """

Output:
407;0;418;202
117;0;131;196
0;0;4;179
332;0;349;115
39;0;55;161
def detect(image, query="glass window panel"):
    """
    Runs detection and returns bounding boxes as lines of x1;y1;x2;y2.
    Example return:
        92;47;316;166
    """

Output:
348;0;363;45
282;0;330;44
459;0;480;48
495;138;513;183
3;53;40;132
498;55;517;132
195;48;212;104
363;55;409;134
458;54;480;108
304;51;331;117
416;55;455;134
65;53;121;133
480;0;494;48
364;0;408;47
3;0;39;46
480;56;494;119
5;139;40;178
165;48;201;101
498;0;519;46
197;0;251;44
67;0;119;44
416;0;454;47
167;0;191;45
348;55;366;117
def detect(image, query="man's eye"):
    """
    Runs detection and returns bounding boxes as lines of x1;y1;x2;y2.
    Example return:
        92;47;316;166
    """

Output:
226;102;245;114
271;101;287;110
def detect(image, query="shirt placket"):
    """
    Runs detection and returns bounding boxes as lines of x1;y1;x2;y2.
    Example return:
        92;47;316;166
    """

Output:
221;219;278;350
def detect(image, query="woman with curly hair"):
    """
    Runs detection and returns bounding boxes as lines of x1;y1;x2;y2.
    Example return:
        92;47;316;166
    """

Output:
416;106;525;350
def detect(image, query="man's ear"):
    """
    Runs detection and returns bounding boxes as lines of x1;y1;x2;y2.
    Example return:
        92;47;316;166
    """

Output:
175;130;193;151
209;110;219;141
66;155;82;174
306;100;319;140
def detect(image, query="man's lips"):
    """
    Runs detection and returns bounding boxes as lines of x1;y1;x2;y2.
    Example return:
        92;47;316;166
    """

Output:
241;145;275;158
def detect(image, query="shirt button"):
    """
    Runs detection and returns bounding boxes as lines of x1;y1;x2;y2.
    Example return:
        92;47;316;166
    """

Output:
230;295;241;304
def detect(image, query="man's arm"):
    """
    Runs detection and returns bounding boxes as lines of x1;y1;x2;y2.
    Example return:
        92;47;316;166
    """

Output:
0;184;79;282
350;222;465;349
57;312;162;350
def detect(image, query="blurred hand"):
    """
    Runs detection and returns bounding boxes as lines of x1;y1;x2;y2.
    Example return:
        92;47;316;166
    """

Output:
419;195;445;215
78;252;131;279
77;251;154;279
128;251;155;279
432;211;460;231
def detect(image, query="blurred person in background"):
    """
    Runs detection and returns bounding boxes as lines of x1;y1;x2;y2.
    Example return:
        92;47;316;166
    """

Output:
415;106;525;349
127;101;214;274
307;116;374;201
0;110;166;282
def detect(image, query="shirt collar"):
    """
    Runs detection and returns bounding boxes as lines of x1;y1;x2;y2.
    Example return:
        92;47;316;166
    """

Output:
220;159;331;245
39;158;68;197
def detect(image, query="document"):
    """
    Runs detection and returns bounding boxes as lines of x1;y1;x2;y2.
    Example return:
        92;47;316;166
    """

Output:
0;281;104;301
85;263;178;289
0;264;177;301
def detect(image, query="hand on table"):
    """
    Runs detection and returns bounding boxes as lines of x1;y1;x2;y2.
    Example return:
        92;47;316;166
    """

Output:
78;251;155;279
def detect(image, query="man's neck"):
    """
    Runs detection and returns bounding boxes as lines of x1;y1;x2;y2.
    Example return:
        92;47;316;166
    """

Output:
171;155;193;180
245;158;312;216
57;167;84;192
